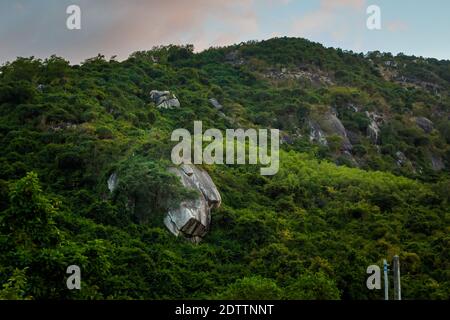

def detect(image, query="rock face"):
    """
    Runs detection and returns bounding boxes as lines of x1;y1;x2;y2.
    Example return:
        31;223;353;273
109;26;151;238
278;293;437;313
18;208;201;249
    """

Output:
430;154;445;171
209;98;223;110
150;90;180;109
366;111;383;144
309;111;352;152
395;151;408;166
107;172;119;193
415;117;434;134
164;164;221;243
309;120;328;146
225;50;244;66
264;67;334;86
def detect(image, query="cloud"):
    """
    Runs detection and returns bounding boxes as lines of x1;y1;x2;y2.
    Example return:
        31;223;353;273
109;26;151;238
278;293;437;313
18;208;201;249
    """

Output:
77;0;260;58
0;0;259;63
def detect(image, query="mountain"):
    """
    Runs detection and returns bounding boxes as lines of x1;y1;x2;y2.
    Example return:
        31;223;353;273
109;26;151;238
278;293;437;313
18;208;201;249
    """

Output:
0;37;449;299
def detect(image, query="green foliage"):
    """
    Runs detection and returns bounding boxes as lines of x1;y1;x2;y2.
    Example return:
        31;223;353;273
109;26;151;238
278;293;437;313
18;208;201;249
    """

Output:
1;172;60;246
112;157;197;224
0;38;448;300
0;268;32;300
216;276;283;300
283;271;340;300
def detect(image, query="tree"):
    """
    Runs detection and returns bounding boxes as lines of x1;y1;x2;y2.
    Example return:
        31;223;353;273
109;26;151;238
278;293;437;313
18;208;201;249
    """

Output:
1;172;60;246
0;268;32;300
215;276;282;300
283;271;341;300
113;157;197;224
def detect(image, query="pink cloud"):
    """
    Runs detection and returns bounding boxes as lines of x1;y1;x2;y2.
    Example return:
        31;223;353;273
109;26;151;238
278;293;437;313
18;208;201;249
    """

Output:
81;0;259;58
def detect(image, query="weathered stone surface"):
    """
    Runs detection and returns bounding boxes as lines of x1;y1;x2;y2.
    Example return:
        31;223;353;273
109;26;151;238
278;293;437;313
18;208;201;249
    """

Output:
395;151;408;166
107;172;119;193
209;98;223;110
309;120;328;146
225;50;244;66
415;117;434;134
150;90;180;109
309;111;352;152
325;113;352;151
346;130;361;145
395;75;441;94
430;154;445;171
264;67;334;86
366;111;383;144
164;164;221;243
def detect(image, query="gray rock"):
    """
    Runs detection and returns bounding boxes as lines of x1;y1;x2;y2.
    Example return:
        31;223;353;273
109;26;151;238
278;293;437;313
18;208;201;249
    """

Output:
209;98;223;110
395;151;408;166
346;130;361;145
430;154;445;171
150;90;180;109
164;164;221;243
326;113;352;151
310;112;352;152
384;60;398;68
415;117;434;134
264;68;333;86
107;172;119;193
309;121;328;146
366;111;383;144
348;104;359;112
225;50;244;66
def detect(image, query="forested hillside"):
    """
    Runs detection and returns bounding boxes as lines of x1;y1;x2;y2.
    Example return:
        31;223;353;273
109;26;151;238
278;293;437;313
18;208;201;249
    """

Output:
0;37;449;299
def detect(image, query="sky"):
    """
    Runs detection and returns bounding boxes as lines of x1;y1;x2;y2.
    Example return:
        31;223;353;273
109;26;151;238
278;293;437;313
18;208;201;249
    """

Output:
0;0;449;64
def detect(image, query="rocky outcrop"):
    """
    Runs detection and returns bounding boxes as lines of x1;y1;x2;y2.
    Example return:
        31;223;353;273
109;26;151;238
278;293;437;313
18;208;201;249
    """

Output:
309;111;353;152
107;172;119;193
309;120;328;146
150;90;180;109
309;111;352;152
346;130;361;145
415;117;434;134
395;151;408;166
430;154;445;171
106;165;220;242
264;67;333;86
326;112;352;151
395;75;441;94
366;111;383;144
209;98;223;110
225;50;244;66
164;164;221;243
49;122;78;132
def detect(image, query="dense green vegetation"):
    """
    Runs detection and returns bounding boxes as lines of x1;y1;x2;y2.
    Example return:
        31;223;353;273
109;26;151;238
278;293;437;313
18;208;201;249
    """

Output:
0;38;449;300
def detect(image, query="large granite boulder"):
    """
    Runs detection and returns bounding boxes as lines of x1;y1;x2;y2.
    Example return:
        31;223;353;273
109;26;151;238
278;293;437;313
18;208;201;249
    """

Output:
309;111;352;152
309;120;328;146
150;90;180;109
415;117;434;134
164;164;221;243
